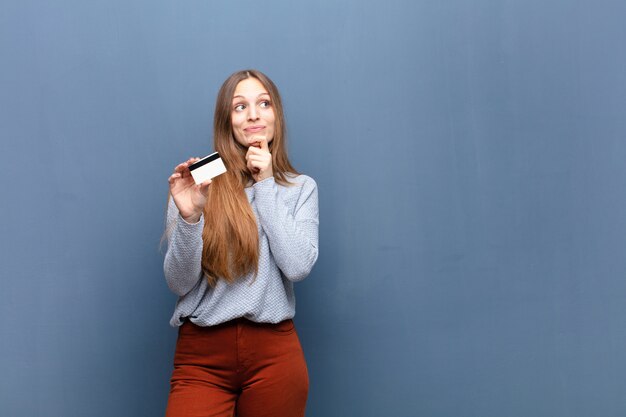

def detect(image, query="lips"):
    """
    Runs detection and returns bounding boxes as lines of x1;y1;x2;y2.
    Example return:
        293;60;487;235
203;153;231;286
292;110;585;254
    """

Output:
244;125;265;133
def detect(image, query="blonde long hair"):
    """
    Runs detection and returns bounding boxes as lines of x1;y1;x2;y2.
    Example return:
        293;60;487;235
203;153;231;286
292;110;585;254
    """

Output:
202;69;298;286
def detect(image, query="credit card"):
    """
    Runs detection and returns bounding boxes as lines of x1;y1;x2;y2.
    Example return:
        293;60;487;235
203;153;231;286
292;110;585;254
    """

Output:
188;152;227;184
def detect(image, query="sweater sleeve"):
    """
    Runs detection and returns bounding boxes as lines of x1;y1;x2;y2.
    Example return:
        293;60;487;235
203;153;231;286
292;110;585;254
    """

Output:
252;176;319;282
163;197;205;296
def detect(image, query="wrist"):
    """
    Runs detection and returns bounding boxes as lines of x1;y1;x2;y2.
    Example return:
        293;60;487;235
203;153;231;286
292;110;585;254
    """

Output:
254;175;274;185
181;212;202;224
255;170;274;182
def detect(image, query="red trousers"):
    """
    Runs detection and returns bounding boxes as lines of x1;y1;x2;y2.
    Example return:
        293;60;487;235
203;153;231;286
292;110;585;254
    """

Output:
165;318;309;417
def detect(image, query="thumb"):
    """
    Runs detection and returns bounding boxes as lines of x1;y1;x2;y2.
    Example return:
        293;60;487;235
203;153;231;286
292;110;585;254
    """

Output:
198;179;212;196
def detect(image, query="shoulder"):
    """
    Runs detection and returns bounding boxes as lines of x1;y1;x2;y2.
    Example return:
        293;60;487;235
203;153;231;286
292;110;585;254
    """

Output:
280;173;318;199
274;174;318;210
288;174;318;207
284;173;317;189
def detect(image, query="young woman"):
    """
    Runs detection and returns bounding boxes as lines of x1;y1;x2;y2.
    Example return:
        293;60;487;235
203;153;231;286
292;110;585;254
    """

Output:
163;69;318;417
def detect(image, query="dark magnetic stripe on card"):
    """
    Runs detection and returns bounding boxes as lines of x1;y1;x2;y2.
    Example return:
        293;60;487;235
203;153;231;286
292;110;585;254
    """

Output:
189;152;221;171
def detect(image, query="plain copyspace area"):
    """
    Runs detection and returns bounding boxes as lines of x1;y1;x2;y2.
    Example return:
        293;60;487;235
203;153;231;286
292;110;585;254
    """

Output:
1;0;626;416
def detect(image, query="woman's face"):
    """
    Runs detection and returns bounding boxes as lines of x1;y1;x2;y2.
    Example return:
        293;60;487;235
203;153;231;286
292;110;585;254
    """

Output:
231;77;276;148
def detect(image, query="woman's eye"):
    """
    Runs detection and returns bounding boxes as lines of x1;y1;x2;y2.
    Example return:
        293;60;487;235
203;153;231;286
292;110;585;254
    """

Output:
259;100;271;108
234;104;245;111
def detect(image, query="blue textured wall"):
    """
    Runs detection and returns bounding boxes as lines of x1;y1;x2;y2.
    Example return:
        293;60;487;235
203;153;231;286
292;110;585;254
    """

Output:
2;1;626;416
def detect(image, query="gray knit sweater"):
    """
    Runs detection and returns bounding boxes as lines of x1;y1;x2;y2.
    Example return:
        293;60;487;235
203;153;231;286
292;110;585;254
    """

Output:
163;174;319;327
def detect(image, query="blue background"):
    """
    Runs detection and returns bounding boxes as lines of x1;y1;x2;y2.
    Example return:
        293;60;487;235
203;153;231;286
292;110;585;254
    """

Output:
2;0;626;416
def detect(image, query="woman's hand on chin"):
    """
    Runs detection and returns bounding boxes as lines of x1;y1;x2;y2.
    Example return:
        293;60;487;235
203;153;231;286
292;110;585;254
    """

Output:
246;137;274;182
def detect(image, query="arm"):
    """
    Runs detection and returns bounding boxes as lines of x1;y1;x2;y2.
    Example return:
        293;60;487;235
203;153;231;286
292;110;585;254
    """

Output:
253;176;319;282
163;196;205;296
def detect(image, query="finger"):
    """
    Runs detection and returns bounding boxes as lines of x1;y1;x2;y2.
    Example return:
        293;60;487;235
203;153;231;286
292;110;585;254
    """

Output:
249;153;271;162
246;146;266;157
247;156;268;166
247;154;265;164
168;173;182;184
258;137;269;152
175;162;191;173
250;135;266;148
248;161;267;173
246;159;260;172
176;157;198;171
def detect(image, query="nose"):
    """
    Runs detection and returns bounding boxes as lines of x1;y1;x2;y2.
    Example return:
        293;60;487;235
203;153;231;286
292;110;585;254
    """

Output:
247;105;259;121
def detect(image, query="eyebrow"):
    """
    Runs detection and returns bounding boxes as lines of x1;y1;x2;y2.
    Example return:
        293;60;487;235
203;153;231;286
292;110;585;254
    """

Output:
232;92;270;100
